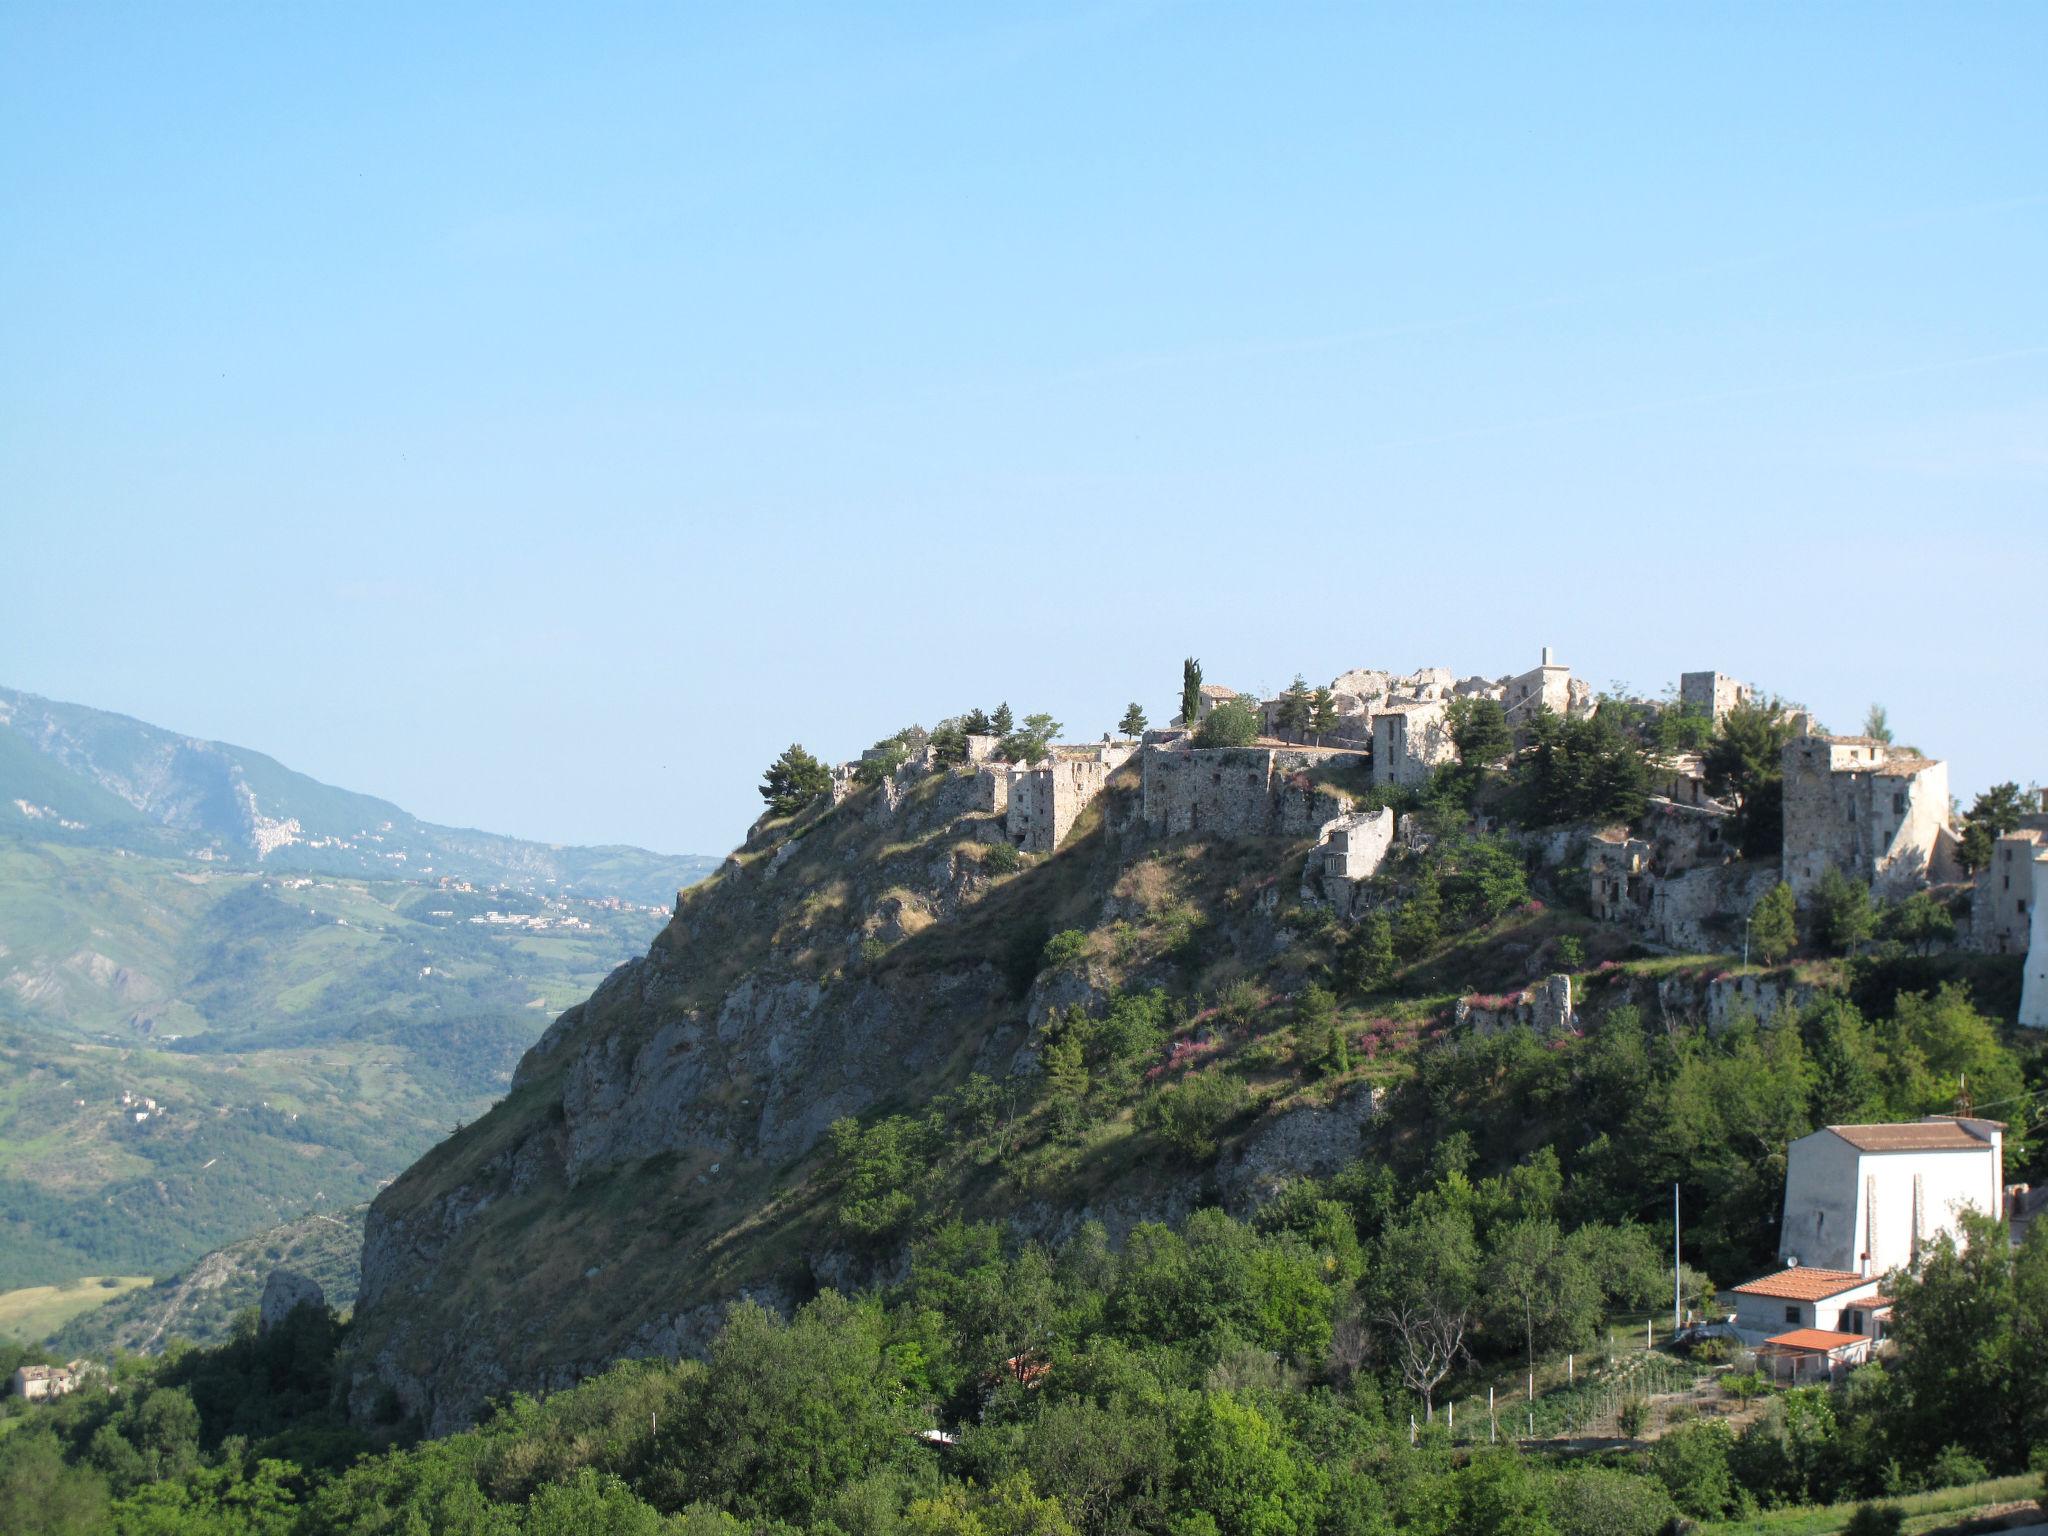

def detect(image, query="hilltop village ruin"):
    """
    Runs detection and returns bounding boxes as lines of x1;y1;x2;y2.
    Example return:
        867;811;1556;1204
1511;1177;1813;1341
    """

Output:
816;648;2048;1031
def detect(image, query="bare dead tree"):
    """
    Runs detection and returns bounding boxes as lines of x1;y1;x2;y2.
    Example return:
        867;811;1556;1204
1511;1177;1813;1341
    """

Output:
1376;1295;1472;1418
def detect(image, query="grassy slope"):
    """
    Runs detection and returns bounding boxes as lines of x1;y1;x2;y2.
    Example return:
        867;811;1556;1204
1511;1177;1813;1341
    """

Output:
0;1275;152;1344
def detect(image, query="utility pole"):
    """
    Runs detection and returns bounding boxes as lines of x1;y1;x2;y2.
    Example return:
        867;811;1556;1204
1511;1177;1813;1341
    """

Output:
1742;914;1752;968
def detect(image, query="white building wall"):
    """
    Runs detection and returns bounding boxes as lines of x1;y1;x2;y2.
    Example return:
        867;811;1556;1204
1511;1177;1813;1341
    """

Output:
2022;852;2048;1029
1782;1127;2003;1276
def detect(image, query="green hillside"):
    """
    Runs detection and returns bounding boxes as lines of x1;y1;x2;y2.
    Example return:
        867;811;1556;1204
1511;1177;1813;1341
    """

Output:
0;834;672;1288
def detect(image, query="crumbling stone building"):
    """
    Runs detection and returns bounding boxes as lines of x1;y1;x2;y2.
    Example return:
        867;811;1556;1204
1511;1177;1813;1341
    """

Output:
1781;734;1958;899
2022;849;2048;1029
982;741;1139;853
1681;670;1756;723
1974;827;2048;954
1301;806;1396;913
1503;648;1591;724
1372;699;1455;788
1139;743;1360;839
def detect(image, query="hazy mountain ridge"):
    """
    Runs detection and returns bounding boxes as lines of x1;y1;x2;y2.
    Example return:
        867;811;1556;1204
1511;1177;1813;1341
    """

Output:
0;686;718;907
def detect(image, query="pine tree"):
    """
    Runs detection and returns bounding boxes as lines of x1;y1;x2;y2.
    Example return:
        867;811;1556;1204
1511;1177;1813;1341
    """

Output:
1275;674;1313;739
962;708;993;736
1118;702;1148;738
1394;871;1444;960
759;744;831;817
1309;689;1339;745
991;702;1014;736
1180;658;1203;729
1751;882;1797;964
1340;912;1397;994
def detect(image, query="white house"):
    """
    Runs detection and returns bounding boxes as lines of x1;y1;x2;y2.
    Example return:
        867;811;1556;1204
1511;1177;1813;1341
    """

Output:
1778;1118;2005;1277
1724;1266;1891;1342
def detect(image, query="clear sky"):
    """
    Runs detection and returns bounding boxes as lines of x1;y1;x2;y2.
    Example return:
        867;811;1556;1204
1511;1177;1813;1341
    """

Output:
3;3;2044;856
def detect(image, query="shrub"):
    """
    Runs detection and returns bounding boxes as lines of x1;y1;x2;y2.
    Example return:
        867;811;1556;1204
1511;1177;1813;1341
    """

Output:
983;842;1022;875
1547;1466;1679;1536
1193;698;1262;749
1141;1070;1249;1160
1616;1398;1648;1438
1041;929;1089;972
1842;1504;1904;1536
1556;935;1586;970
1924;1444;1989;1489
1810;867;1875;953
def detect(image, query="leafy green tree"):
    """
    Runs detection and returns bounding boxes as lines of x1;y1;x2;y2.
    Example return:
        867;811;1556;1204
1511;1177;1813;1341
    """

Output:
658;1294;913;1524
520;1470;669;1535
1173;1392;1327;1536
1194;699;1261;749
1879;984;2024;1118
1181;659;1203;730
1309;689;1339;745
760;744;832;817
992;703;1015;736
1704;704;1801;857
1809;868;1875;953
1875;1214;2048;1474
1546;1466;1679;1536
1294;985;1348;1077
1118;703;1148;738
1141;1070;1248;1160
906;1472;1078;1536
1370;1199;1479;1417
1751;883;1797;963
1001;714;1062;765
1884;891;1955;952
1274;675;1313;739
0;1430;110;1536
963;708;994;736
1041;1016;1090;1128
1958;782;2028;871
1863;704;1893;744
1339;912;1397;994
1649;1420;1738;1520
1447;696;1512;768
1650;702;1716;754
1484;1217;1602;1372
931;719;971;766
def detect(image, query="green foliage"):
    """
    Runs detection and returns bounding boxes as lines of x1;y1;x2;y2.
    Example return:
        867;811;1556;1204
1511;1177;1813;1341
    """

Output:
1140;1070;1248;1161
1041;930;1089;973
1843;1503;1905;1536
1863;703;1893;744
1294;985;1349;1077
1446;696;1512;768
1338;912;1396;994
829;1114;944;1242
1394;869;1444;959
1172;1391;1326;1536
1883;891;1955;952
1508;708;1648;828
1193;699;1261;750
1650;1419;1738;1519
1810;867;1875;953
984;841;1023;875
1308;690;1339;743
1001;715;1062;766
1181;660;1203;732
1273;675;1313;740
762;743;833;816
993;704;1015;737
1118;703;1148;738
1958;781;2029;871
1704;703;1801;858
1751;882;1798;963
1649;702;1716;754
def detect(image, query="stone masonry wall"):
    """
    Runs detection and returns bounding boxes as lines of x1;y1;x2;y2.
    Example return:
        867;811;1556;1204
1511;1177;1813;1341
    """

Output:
1141;746;1358;839
1781;736;1952;899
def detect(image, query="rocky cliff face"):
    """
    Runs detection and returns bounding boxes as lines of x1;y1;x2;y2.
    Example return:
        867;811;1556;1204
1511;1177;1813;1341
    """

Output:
346;759;1379;1433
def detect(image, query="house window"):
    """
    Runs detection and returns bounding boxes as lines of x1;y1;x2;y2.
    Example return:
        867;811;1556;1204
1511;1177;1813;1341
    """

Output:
1893;792;1905;814
1784;1306;1800;1324
1844;1309;1863;1332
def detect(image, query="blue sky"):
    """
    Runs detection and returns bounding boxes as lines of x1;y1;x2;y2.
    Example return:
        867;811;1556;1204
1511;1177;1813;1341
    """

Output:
3;3;2044;855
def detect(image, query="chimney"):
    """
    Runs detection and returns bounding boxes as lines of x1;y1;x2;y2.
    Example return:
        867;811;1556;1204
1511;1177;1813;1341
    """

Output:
1541;646;1554;667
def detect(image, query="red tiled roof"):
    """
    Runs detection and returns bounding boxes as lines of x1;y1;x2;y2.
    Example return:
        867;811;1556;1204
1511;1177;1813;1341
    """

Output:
1764;1329;1868;1353
1827;1122;1989;1153
1731;1267;1871;1301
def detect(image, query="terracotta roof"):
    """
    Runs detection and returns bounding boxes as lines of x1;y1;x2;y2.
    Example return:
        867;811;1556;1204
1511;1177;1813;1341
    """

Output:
1732;1267;1871;1301
1826;1122;1989;1153
1862;1295;1894;1310
1764;1328;1868;1353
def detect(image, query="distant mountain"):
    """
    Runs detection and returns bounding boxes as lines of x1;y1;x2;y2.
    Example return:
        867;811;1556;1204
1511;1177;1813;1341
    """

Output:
0;686;718;907
0;686;720;1288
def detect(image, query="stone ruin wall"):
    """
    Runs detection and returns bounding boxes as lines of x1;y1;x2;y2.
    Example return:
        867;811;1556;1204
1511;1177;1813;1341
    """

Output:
1139;746;1360;840
1781;737;1952;900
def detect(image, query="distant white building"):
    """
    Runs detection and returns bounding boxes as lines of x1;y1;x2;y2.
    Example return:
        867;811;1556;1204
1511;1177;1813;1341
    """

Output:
1724;1266;1891;1341
2022;847;2048;1030
1777;1118;2005;1277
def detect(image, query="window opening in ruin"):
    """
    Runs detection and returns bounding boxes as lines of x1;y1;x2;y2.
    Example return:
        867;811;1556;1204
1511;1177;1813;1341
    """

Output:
1784;1305;1800;1324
